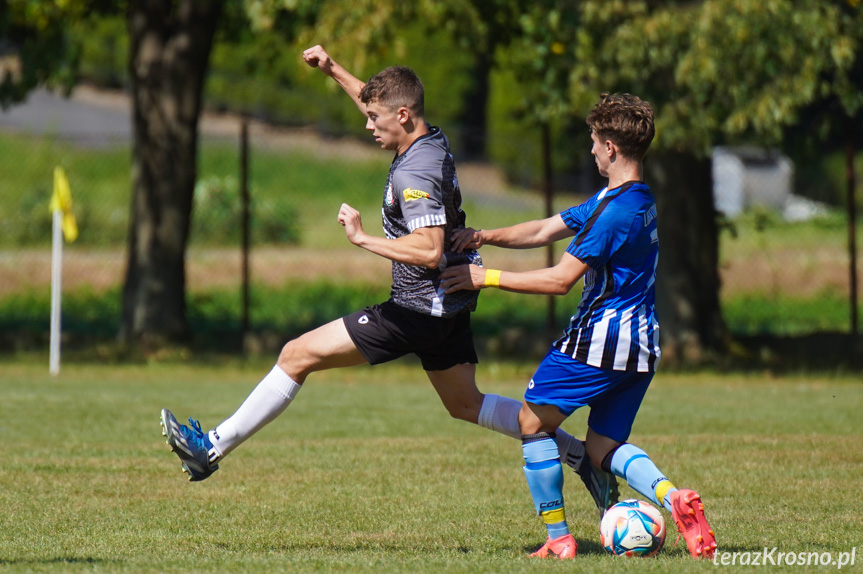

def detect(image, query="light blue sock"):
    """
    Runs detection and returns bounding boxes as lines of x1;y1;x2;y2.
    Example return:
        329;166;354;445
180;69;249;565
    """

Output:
523;435;569;540
609;443;677;513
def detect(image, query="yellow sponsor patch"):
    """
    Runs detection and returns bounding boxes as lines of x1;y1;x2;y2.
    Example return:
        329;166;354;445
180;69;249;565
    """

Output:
402;188;430;202
540;507;566;525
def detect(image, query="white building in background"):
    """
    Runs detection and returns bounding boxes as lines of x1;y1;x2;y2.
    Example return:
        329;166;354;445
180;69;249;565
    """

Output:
712;146;793;217
712;146;828;221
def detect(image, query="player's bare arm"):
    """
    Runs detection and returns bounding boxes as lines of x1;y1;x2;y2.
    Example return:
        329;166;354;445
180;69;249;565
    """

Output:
441;251;589;295
452;215;573;253
338;203;444;268
302;45;366;113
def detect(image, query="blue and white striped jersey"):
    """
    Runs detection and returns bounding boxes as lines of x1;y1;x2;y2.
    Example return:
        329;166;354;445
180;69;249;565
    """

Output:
552;181;661;372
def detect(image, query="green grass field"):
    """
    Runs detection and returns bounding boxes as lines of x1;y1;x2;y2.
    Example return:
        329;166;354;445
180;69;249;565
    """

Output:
1;358;861;572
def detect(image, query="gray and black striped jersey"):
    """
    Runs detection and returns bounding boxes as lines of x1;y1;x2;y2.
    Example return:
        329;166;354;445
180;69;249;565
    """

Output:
381;126;481;317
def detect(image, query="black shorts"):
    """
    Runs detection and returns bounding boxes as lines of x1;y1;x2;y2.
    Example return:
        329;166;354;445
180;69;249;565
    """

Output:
343;300;478;371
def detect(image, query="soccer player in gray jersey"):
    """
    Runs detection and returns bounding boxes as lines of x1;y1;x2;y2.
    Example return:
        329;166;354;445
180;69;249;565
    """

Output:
381;119;478;316
159;45;607;514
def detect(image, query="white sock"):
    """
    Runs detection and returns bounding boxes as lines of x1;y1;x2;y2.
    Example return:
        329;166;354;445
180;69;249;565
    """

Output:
477;393;521;438
477;393;585;464
208;365;301;460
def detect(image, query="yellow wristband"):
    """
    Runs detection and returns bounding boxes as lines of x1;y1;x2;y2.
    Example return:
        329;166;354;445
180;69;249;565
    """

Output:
484;269;501;288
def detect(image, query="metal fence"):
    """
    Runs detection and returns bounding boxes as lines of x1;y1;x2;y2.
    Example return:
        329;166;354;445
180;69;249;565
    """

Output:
1;89;861;351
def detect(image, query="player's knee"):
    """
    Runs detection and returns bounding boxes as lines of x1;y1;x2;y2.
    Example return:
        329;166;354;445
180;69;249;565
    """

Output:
277;339;311;380
444;405;470;422
587;449;606;471
586;441;619;471
443;399;480;424
277;339;295;365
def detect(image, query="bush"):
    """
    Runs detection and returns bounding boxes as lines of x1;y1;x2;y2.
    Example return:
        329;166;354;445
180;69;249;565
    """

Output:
191;175;301;246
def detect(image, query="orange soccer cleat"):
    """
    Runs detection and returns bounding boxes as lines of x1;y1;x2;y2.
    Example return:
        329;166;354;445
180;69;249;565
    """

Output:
671;489;717;559
530;534;577;559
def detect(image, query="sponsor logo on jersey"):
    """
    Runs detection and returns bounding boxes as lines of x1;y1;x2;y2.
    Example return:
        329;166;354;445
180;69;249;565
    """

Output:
528;379;535;389
402;188;430;202
385;183;395;207
358;315;369;324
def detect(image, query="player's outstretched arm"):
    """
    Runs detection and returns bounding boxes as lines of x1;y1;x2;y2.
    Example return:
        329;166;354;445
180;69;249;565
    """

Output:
440;252;589;296
451;214;573;252
302;45;366;113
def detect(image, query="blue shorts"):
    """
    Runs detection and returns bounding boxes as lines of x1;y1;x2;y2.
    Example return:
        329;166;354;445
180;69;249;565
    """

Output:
524;348;653;442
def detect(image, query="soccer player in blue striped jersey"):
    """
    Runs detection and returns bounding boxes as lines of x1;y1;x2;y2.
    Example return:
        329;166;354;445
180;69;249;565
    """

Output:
442;93;716;560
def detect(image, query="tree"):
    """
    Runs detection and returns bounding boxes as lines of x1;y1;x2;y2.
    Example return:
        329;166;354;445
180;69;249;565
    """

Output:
1;1;93;105
2;0;321;349
496;3;580;331
428;0;533;160
564;0;863;362
4;0;241;347
121;0;224;346
285;0;535;160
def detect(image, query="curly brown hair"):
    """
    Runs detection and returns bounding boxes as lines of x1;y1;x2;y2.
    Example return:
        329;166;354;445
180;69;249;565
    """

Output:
586;92;655;160
360;66;425;117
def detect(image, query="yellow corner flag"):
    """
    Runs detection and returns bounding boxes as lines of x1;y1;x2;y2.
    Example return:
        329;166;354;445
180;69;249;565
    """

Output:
50;166;78;242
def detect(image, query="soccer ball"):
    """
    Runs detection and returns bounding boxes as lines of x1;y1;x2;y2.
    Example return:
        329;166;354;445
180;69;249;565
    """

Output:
600;499;666;557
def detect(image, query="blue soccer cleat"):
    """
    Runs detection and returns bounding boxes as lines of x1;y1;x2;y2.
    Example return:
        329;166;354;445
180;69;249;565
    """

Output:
160;408;219;481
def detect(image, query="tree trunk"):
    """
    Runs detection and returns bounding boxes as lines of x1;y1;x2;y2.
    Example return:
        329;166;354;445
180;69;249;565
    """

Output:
120;0;223;347
455;49;491;161
646;151;728;364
